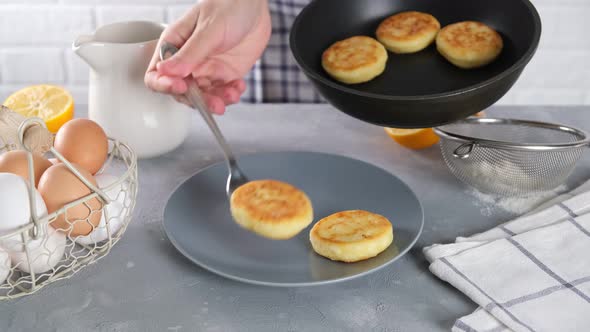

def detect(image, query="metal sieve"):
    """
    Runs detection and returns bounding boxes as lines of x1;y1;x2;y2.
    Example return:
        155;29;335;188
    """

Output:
434;118;590;196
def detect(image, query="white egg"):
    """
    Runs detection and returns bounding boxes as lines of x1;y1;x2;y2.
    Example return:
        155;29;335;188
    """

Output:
0;247;10;284
75;174;130;245
0;173;48;251
10;224;66;274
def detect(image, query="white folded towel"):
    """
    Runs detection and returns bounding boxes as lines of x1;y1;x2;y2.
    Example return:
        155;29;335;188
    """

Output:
424;180;590;332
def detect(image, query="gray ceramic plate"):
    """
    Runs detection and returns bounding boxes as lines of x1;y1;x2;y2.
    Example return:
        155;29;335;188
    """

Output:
163;151;424;287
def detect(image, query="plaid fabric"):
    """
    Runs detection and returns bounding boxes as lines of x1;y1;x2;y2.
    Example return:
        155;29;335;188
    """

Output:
241;0;324;104
424;180;590;332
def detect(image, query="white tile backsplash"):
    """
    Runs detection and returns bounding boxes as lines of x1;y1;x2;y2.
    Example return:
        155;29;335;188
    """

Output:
0;0;588;106
96;6;165;26
0;0;57;3
0;48;65;83
535;5;590;50
515;50;590;89
513;88;587;105
0;5;93;45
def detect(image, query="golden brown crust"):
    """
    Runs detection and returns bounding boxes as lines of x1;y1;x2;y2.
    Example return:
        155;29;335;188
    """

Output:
230;180;314;239
436;21;503;68
322;36;387;73
438;21;502;54
310;210;392;244
309;210;394;262
376;11;440;43
231;180;312;223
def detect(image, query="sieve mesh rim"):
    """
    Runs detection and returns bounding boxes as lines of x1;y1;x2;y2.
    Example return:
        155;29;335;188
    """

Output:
434;118;590;151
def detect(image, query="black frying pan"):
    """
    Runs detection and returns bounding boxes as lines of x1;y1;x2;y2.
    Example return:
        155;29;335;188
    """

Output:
289;0;541;128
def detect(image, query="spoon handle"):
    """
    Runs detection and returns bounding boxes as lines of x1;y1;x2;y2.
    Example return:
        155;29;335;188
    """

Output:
159;42;237;169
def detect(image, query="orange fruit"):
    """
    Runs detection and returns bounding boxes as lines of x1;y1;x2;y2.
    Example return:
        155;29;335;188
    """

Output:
3;85;74;133
384;127;440;149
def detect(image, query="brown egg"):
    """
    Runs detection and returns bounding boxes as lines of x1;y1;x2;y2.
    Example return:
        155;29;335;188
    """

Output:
54;119;108;175
38;163;103;236
0;150;52;186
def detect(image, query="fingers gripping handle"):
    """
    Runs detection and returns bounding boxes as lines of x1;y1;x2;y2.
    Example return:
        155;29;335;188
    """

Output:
159;42;237;169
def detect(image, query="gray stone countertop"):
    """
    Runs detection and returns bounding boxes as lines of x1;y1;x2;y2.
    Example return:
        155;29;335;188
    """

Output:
1;104;589;332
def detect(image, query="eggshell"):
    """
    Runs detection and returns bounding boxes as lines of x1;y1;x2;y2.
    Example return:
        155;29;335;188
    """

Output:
0;173;48;250
0;248;10;284
0;150;52;186
53;119;108;175
38;163;102;237
75;174;130;245
10;224;66;274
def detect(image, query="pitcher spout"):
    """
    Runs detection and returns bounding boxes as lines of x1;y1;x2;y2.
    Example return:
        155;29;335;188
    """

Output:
72;21;165;72
72;35;96;67
72;34;100;69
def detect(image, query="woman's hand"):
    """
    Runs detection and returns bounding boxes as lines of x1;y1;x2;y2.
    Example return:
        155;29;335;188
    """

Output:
145;0;271;114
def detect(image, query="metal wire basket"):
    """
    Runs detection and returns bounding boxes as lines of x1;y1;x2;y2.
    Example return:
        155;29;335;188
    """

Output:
434;118;590;196
0;117;138;300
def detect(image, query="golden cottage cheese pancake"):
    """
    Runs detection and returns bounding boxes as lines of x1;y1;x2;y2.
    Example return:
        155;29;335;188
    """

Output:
376;11;441;54
322;36;388;84
230;180;314;240
436;21;503;69
310;210;394;262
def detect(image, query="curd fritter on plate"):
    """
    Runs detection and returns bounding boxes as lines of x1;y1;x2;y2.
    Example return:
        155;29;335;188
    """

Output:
436;21;503;69
310;210;394;263
376;11;440;54
230;180;313;240
322;36;388;84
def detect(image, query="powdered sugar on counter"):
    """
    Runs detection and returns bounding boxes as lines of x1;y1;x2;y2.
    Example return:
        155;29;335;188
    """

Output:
467;185;568;216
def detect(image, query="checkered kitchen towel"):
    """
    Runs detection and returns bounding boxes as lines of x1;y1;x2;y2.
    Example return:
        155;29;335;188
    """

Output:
424;180;590;332
242;0;324;104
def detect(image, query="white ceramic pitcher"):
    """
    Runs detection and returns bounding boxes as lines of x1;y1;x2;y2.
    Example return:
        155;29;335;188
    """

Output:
73;21;190;159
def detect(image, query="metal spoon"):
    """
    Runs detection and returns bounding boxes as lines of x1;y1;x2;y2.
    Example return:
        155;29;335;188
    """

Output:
159;42;249;198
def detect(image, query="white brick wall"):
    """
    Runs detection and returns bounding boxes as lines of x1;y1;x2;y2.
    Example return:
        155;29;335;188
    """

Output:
0;48;65;83
0;0;589;106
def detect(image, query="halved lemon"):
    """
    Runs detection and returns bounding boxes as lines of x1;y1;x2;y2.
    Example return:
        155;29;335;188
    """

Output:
384;127;440;149
3;85;74;133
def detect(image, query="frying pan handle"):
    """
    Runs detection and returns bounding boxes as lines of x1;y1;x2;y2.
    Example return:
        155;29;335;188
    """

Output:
453;142;475;159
